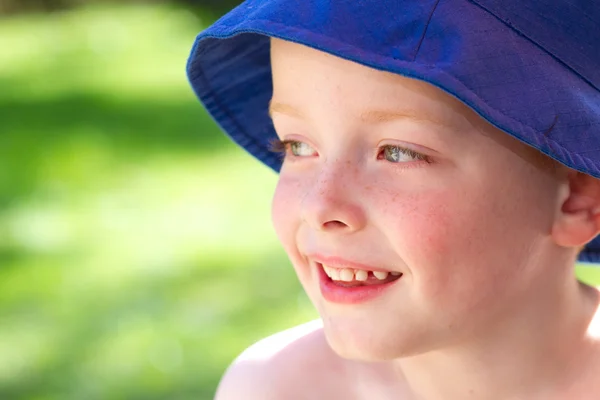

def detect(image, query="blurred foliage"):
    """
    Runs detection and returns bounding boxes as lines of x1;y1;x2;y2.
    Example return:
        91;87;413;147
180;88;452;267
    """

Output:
0;2;599;400
0;3;313;399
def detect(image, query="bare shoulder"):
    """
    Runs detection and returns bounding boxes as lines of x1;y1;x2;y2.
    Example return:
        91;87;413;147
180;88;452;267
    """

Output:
214;319;346;400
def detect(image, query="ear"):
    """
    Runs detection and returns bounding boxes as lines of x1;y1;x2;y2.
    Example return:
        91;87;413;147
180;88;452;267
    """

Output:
552;171;600;248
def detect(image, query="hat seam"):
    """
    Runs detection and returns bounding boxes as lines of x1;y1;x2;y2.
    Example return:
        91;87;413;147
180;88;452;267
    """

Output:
412;0;442;61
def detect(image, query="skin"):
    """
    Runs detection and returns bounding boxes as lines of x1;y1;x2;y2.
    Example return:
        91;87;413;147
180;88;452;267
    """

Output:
215;38;600;400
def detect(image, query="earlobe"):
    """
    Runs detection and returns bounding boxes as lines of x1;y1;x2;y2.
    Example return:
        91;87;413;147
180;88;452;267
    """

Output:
552;171;600;248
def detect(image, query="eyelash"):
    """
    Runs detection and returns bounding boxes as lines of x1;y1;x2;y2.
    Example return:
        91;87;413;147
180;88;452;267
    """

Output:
268;138;297;157
268;138;432;164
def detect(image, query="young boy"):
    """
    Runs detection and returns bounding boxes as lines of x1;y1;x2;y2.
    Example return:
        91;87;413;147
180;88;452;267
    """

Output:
187;1;600;398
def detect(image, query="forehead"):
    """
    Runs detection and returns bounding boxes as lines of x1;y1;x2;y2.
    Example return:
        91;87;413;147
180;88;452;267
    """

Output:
269;38;559;175
270;38;479;132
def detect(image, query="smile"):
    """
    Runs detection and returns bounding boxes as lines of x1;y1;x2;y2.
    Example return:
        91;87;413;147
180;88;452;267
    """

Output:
322;264;402;285
316;262;403;304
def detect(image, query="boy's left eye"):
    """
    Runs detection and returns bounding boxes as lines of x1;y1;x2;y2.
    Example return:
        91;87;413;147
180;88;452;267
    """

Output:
289;141;316;157
377;145;430;163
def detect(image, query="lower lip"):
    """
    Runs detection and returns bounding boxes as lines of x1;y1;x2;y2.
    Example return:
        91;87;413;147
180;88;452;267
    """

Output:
317;264;402;304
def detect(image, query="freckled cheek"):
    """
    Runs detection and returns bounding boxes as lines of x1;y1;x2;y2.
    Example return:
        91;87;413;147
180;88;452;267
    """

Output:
387;192;457;260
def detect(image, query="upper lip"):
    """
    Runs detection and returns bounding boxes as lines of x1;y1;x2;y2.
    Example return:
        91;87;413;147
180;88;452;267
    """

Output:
308;254;398;273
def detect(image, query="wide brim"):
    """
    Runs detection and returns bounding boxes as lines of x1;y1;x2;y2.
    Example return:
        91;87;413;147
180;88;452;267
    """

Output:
186;0;600;262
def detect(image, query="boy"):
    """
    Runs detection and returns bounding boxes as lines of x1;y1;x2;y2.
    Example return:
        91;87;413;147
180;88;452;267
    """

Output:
187;1;600;398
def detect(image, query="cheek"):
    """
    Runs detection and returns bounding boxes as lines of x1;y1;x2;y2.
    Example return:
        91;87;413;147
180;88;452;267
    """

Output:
380;188;458;262
385;172;555;310
271;178;299;247
379;184;516;302
271;176;320;301
271;176;311;270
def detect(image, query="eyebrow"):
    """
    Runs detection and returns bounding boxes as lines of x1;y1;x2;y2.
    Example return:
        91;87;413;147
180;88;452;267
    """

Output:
268;100;457;130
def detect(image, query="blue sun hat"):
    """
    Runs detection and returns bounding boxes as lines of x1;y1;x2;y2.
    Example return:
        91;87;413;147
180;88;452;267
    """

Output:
186;0;600;263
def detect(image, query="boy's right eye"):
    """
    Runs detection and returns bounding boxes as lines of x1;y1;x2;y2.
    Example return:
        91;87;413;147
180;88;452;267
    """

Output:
269;139;317;158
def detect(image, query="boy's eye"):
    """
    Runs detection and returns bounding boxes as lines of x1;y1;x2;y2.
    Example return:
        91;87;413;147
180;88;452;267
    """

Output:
269;139;317;158
289;141;316;157
378;145;430;163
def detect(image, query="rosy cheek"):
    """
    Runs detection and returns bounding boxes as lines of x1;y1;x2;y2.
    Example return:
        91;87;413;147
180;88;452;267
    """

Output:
382;188;485;295
388;190;457;258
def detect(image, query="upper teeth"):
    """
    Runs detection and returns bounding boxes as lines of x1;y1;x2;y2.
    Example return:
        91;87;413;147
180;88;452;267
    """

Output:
322;264;401;281
373;271;389;280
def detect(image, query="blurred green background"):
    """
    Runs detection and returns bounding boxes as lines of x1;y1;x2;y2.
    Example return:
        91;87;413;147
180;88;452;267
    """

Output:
0;1;316;399
0;1;599;399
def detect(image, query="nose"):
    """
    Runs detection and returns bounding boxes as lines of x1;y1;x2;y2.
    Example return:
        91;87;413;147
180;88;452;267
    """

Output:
300;164;367;233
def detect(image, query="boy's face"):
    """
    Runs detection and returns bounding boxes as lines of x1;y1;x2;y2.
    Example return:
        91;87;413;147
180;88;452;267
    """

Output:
269;38;565;360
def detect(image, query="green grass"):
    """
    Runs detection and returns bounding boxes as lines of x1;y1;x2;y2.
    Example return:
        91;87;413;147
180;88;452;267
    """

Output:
0;4;598;400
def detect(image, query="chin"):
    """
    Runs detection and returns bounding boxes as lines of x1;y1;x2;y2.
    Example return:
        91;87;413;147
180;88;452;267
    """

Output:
321;318;434;361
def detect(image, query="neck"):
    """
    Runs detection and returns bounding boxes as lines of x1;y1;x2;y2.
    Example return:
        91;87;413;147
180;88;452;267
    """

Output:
394;261;600;400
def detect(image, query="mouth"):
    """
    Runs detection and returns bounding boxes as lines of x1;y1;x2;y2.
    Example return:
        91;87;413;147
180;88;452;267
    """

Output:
321;263;403;287
316;262;403;304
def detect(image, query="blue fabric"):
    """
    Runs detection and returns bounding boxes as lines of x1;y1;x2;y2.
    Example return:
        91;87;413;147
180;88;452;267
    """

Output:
186;0;600;263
